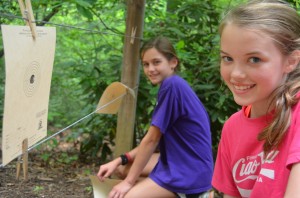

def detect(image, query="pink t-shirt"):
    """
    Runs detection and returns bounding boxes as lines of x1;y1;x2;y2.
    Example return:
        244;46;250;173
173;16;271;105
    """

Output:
212;100;300;197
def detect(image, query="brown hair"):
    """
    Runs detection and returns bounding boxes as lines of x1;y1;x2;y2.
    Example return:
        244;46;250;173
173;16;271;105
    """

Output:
140;37;180;72
220;0;300;155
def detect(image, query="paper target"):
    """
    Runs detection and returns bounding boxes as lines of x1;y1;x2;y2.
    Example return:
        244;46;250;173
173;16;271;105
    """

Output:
1;25;56;166
23;61;41;97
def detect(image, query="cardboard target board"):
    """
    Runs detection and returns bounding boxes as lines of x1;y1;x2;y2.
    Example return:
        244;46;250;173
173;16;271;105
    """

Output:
89;176;122;198
1;25;56;166
96;82;135;114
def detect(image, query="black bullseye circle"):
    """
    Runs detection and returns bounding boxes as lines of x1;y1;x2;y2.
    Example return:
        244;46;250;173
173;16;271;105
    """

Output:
23;61;41;97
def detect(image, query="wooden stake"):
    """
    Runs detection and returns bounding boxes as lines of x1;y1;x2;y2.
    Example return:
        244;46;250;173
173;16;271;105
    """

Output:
16;138;29;181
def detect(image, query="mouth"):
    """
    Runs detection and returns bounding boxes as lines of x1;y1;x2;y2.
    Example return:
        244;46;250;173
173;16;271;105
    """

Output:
232;84;255;91
148;73;159;79
148;75;156;80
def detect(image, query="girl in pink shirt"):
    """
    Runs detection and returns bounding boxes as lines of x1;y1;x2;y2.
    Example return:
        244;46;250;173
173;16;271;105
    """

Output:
212;0;300;197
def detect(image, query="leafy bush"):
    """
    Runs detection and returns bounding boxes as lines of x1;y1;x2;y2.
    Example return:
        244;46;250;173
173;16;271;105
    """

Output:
8;0;298;162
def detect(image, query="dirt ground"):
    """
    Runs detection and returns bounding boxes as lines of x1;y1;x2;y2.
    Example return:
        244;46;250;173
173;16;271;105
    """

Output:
0;141;101;198
0;139;222;198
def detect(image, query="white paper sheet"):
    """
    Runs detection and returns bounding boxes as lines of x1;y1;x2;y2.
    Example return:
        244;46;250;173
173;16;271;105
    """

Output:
1;25;56;165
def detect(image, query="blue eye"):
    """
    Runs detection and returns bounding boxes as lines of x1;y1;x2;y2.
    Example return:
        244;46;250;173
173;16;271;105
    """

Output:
249;57;261;63
221;56;233;62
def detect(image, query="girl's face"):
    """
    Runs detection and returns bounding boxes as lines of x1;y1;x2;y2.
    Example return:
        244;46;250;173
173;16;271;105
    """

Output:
142;47;177;85
220;24;293;117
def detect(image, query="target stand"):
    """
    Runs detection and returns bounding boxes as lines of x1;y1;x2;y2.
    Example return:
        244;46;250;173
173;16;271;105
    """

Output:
1;0;56;182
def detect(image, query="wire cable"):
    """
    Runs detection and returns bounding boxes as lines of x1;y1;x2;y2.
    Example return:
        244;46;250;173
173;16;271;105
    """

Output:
0;12;142;40
0;91;129;169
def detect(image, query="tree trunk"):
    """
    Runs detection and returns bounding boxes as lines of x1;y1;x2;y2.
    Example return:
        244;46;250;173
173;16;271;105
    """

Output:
114;0;145;157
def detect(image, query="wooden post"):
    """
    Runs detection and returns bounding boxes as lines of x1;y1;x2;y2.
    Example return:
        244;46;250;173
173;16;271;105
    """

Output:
114;0;145;157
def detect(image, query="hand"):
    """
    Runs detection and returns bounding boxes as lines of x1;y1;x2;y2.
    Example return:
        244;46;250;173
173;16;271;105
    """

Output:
97;159;120;181
108;180;133;198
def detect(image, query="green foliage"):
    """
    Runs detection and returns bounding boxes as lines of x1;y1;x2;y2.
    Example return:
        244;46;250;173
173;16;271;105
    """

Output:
85;186;93;193
3;0;284;162
40;153;51;163
33;186;44;193
0;0;125;162
58;152;79;164
42;1;125;160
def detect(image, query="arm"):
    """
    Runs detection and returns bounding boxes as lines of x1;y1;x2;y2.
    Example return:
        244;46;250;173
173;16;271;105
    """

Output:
108;125;161;198
126;146;139;159
115;150;159;179
124;125;161;184
97;147;139;181
284;162;300;197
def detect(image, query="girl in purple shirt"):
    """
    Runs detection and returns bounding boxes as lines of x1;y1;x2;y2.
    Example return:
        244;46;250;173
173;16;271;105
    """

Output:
97;37;213;198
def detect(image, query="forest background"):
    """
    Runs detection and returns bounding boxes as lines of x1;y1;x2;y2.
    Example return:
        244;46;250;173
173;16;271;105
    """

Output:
0;0;299;165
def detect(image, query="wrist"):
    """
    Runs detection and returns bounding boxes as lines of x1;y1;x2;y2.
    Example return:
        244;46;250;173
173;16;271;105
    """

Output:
124;177;136;186
120;152;133;165
125;152;133;163
115;156;122;166
120;154;128;165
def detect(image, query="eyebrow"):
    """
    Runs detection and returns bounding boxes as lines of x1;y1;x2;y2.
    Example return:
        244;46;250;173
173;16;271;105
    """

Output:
245;51;262;56
220;50;229;55
220;50;262;56
142;58;162;62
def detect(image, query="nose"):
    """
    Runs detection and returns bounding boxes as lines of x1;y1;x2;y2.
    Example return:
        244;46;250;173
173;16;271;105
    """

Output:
148;64;155;71
231;63;246;79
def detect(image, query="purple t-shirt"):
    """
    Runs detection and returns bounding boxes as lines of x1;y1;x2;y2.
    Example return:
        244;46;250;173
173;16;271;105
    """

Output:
149;75;213;194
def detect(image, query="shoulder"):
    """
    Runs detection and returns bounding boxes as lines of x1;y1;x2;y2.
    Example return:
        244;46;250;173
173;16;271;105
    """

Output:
158;75;186;94
290;92;300;118
292;97;300;122
293;92;300;111
222;109;244;133
161;75;190;91
162;75;186;86
225;108;244;124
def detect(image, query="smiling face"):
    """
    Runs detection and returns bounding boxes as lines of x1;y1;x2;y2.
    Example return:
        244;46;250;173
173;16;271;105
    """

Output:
220;24;293;117
142;47;177;85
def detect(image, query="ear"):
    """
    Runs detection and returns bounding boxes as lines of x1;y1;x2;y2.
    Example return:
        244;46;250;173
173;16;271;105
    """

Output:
284;50;300;73
170;57;178;70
